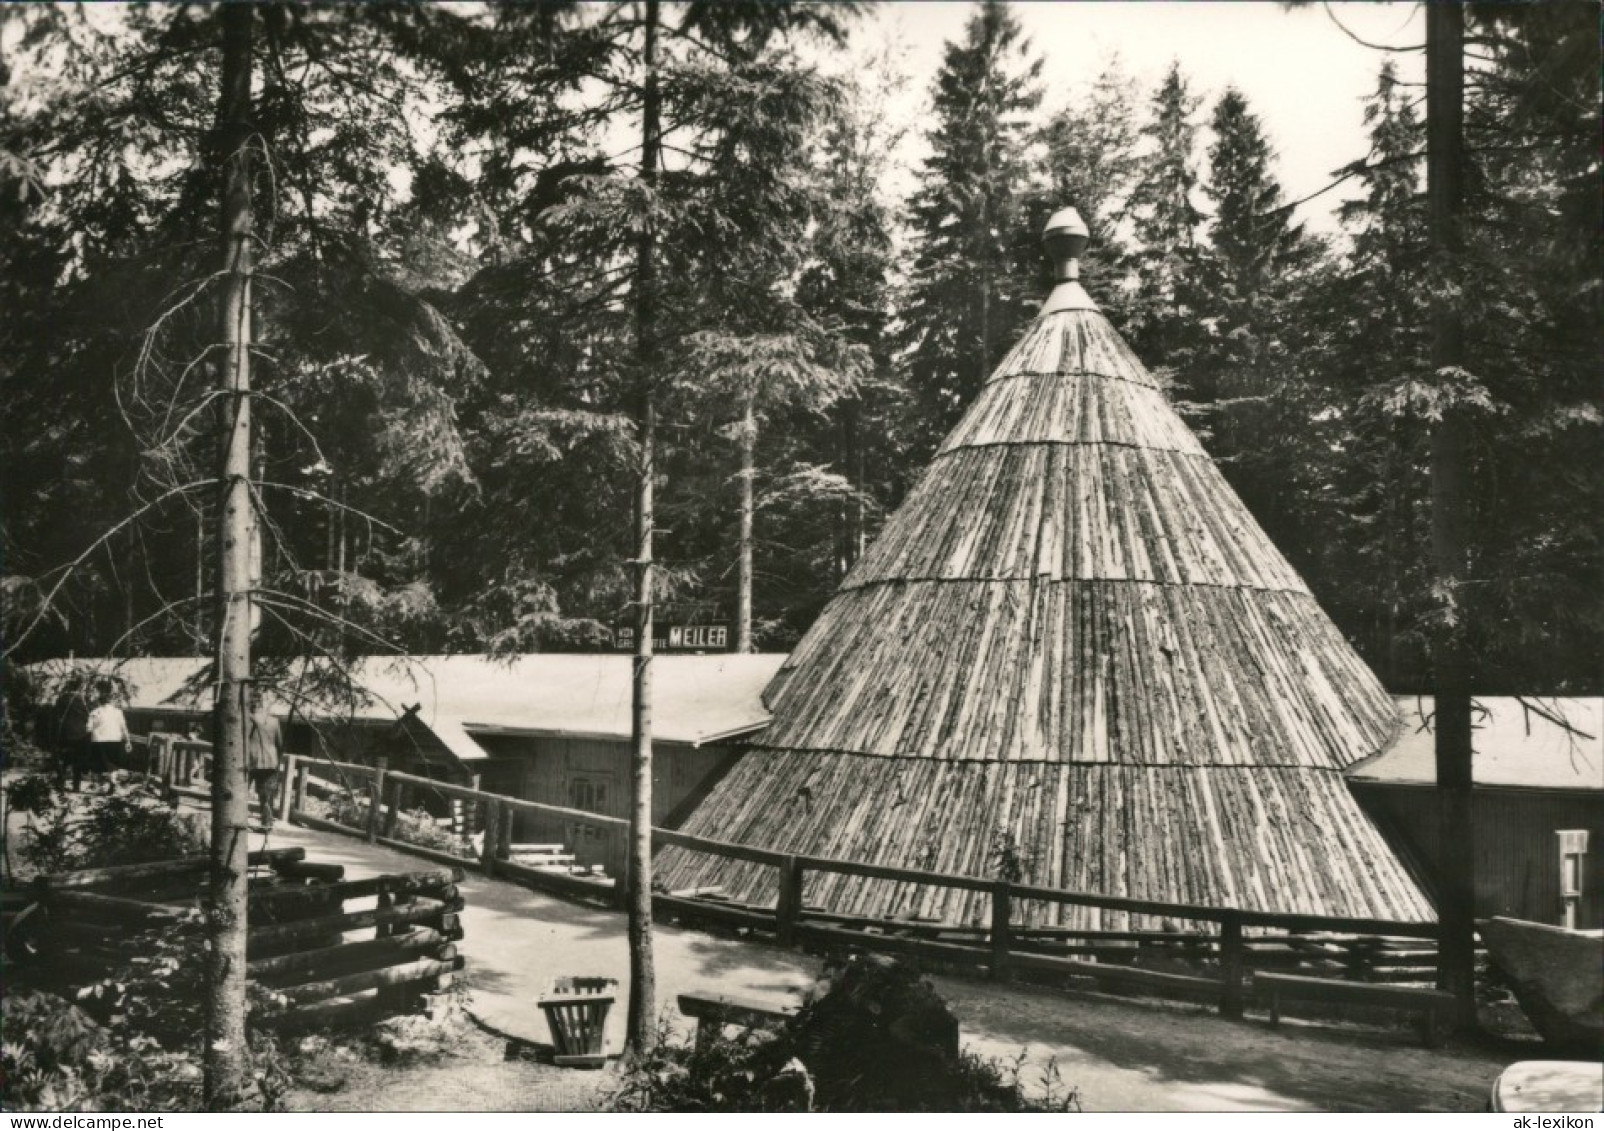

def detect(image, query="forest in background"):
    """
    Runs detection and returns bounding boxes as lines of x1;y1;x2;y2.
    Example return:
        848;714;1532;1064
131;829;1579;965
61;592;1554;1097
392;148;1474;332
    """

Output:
2;0;1599;694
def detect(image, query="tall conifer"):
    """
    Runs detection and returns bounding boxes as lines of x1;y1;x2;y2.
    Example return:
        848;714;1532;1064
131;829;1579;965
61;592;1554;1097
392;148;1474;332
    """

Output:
1125;61;1204;368
900;0;1042;453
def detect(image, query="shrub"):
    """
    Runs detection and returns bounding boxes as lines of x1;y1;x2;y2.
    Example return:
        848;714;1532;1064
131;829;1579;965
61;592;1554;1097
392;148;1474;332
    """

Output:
12;773;205;877
316;791;471;858
0;986;208;1112
392;806;472;857
607;955;1081;1112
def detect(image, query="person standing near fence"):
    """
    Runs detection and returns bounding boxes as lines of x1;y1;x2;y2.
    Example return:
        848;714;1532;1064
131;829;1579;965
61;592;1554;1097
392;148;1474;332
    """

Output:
246;697;285;832
84;682;129;792
52;684;91;791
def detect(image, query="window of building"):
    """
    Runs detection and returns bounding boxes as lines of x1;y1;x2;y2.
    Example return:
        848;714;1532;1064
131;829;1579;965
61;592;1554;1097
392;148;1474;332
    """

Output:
1557;829;1588;929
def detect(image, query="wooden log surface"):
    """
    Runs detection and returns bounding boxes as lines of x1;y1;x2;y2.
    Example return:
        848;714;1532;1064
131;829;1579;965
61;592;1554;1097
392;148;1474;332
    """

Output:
271;860;346;883
256;991;419;1032
276;954;464;1007
247;924;455;981
1011;950;1223;996
795;921;992;968
37;857;207;891
44;889;186;923
246;896;459;951
373;835;476;869
496;859;617;904
655;894;774;932
249;869;461;910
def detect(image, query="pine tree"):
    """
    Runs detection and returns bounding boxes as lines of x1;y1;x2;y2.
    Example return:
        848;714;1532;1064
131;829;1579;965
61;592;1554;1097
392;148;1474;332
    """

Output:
900;0;1042;454
794;52;901;598
1032;54;1140;323
1190;86;1317;544
1324;61;1432;687
1204;88;1309;303
0;4;486;661
1125;60;1205;368
455;0;858;1051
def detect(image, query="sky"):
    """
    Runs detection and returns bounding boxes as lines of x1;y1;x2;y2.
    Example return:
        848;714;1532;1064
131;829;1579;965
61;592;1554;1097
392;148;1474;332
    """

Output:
847;1;1427;235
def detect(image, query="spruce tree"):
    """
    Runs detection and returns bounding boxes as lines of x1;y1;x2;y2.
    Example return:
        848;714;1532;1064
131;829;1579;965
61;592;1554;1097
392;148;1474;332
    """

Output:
455;0;858;1050
1204;88;1308;303
1125;60;1205;369
1032;55;1140;323
1317;60;1432;688
900;0;1042;455
1191;86;1316;543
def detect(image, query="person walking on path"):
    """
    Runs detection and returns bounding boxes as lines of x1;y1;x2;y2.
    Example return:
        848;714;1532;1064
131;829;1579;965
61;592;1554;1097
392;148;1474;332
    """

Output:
246;698;285;832
84;683;130;792
52;685;91;791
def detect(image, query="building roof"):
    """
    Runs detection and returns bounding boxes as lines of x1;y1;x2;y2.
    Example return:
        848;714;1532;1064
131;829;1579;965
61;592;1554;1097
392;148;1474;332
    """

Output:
1350;697;1602;792
27;653;787;758
658;214;1434;928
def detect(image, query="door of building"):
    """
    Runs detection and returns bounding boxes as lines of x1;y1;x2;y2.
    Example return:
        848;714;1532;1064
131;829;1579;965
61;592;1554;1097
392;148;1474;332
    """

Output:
566;772;616;873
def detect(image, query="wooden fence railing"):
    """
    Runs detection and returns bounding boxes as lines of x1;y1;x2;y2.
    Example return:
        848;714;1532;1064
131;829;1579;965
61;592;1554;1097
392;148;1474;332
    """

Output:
27;845;464;1030
134;739;1446;1019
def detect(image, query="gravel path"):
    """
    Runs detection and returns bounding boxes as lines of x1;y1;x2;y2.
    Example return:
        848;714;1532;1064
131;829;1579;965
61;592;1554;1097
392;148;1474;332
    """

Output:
265;820;1512;1113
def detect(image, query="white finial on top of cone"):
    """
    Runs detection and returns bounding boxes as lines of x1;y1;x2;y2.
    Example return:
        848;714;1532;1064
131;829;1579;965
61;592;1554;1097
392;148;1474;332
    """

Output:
1040;206;1097;315
1043;207;1089;282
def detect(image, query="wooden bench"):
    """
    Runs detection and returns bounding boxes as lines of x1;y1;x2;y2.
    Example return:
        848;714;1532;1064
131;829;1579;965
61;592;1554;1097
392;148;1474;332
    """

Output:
1254;972;1456;1046
677;992;798;1052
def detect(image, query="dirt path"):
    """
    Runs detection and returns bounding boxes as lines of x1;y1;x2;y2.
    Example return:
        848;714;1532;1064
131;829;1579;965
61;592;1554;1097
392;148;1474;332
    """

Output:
266;820;1511;1113
280;1024;612;1112
937;978;1507;1112
5;777;1517;1112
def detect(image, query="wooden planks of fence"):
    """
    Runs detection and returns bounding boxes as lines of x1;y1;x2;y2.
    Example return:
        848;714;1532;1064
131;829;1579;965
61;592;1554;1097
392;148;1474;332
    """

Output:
273;751;1446;1022
30;848;466;1032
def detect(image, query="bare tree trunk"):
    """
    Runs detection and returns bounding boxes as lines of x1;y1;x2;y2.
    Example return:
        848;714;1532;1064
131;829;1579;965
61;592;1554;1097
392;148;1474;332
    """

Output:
1426;0;1475;1028
624;0;661;1055
335;478;347;653
735;393;756;653
124;527;136;641
849;396;866;567
835;395;865;579
195;504;207;653
979;255;992;391
206;0;255;1107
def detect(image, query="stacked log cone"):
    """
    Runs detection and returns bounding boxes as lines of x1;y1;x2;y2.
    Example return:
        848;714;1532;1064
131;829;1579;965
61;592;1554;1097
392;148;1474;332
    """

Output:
658;209;1433;929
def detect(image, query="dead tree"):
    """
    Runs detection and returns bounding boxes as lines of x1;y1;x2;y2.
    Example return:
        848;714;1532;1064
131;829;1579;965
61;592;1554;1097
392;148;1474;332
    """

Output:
206;0;256;1106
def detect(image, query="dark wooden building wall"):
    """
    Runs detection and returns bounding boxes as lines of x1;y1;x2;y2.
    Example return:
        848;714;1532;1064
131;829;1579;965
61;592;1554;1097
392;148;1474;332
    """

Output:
473;734;738;877
1351;783;1604;929
129;709;739;877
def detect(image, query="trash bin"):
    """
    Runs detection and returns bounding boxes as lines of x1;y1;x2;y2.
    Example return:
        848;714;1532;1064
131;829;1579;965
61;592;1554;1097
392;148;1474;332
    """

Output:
537;976;618;1068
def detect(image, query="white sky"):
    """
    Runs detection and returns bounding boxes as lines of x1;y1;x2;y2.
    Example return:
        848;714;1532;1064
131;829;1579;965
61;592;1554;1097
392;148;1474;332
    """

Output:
847;0;1427;234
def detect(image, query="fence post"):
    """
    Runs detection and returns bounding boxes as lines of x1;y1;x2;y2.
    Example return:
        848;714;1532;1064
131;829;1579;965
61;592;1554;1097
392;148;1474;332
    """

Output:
293;759;309;817
990;881;1013;982
498;804;515;862
481;799;499;877
278;755;296;824
157;735;174;789
384;776;404;840
366;758;387;844
1219;911;1245;1019
776;856;804;948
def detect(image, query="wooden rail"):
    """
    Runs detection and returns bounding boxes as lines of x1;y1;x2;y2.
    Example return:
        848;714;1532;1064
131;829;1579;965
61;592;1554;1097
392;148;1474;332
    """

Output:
32;847;464;1031
261;749;1447;1020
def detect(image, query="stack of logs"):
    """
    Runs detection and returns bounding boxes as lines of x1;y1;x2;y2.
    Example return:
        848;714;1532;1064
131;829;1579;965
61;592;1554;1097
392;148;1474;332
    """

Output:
25;847;466;1030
